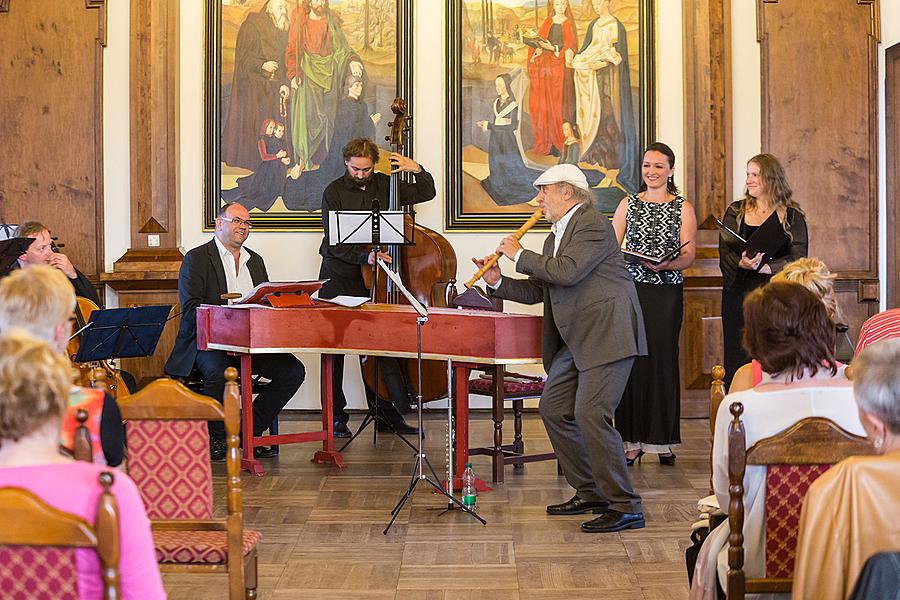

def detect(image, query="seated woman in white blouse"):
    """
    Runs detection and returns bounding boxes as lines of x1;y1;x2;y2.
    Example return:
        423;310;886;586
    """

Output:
690;281;865;600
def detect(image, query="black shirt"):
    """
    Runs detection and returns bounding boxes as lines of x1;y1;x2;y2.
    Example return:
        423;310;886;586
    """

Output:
317;169;436;298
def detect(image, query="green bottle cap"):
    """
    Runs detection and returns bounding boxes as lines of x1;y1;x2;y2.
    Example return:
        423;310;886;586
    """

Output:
465;462;472;468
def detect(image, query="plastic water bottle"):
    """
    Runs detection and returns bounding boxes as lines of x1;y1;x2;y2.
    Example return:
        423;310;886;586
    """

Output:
462;462;477;511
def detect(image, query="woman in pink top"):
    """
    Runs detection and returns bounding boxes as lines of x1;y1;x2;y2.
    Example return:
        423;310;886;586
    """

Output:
0;330;165;599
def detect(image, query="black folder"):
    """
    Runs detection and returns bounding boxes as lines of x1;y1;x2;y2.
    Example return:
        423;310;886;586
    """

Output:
716;212;789;260
74;305;171;362
622;241;690;265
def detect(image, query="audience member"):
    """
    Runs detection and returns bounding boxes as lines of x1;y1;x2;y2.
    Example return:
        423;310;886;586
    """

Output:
690;282;864;600
793;338;900;600
0;330;165;598
855;307;900;353
0;266;123;465
728;257;852;394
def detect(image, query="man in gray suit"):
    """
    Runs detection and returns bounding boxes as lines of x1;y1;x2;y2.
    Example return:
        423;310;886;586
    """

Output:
473;164;648;533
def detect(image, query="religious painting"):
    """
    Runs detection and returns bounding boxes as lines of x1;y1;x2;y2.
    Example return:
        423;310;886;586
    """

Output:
204;0;413;230
445;0;656;230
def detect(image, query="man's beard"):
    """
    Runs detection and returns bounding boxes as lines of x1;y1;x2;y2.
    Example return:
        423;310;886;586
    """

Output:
344;172;373;189
267;3;290;31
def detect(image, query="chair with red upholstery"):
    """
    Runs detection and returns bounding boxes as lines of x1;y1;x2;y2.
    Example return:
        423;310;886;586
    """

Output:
117;368;260;600
0;471;120;600
726;402;874;599
451;290;554;483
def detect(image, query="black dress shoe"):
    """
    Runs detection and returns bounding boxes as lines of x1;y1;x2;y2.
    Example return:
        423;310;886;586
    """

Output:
253;446;278;459
333;421;352;438
581;510;645;533
376;417;420;435
546;495;610;516
209;438;226;462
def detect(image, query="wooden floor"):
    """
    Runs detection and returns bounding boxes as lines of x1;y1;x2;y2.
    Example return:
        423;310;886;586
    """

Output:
162;413;711;599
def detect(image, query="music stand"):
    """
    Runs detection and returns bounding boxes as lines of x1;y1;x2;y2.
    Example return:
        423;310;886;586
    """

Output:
329;208;416;451
0;237;31;275
74;305;171;399
377;259;485;533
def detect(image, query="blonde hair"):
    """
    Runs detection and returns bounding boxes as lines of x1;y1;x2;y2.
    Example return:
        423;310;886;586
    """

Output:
771;257;843;324
0;265;76;342
0;329;72;442
737;153;804;238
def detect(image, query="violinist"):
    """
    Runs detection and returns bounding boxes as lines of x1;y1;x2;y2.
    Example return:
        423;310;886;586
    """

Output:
4;221;101;306
318;137;435;437
0;265;124;466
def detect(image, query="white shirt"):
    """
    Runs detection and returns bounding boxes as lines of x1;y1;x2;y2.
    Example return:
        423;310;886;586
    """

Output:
492;203;583;290
213;236;254;300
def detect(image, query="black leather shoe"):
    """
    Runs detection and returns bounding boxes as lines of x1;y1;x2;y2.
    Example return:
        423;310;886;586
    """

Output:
333;421;352;438
546;495;610;516
581;510;645;533
209;438;226;462
253;446;278;459
376;417;420;435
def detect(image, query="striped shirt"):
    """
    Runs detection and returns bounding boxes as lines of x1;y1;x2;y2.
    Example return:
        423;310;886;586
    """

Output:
855;308;900;353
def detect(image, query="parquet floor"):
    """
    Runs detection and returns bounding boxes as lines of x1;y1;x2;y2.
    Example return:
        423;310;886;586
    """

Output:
162;413;711;599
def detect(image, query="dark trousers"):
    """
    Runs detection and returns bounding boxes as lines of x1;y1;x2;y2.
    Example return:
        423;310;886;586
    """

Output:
195;349;305;441
721;286;750;390
539;346;642;514
331;354;409;425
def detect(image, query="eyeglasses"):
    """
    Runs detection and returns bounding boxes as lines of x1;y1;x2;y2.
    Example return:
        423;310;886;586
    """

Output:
220;216;253;228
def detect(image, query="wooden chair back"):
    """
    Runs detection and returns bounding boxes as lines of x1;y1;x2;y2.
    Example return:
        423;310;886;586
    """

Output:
0;471;120;600
726;401;874;598
116;368;256;599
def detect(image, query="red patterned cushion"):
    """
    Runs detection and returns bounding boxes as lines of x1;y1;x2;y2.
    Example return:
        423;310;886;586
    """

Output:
468;374;544;397
0;547;79;600
154;529;262;564
764;463;831;578
126;420;213;520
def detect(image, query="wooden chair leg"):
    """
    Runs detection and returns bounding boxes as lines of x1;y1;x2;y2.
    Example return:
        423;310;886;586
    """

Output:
513;399;525;471
491;365;505;483
244;550;258;600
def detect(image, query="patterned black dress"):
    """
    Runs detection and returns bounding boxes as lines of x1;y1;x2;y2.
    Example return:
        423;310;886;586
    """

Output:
614;194;685;449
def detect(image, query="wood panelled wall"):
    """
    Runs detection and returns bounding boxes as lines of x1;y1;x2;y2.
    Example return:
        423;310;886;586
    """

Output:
887;42;900;308
759;0;880;333
0;0;106;279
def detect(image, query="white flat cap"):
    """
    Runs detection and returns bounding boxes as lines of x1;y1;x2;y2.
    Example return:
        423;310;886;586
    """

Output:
532;163;590;191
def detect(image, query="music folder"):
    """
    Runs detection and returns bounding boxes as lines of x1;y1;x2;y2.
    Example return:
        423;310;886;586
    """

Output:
716;213;789;262
622;241;690;265
234;280;326;307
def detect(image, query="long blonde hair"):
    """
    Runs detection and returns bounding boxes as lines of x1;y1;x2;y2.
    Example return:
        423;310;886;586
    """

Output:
737;153;804;237
771;257;843;324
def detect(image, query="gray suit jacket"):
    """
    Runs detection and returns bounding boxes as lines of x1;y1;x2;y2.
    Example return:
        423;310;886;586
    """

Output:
491;203;647;372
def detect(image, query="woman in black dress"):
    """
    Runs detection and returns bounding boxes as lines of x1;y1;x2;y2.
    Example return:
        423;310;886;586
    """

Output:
611;142;697;465
719;153;808;389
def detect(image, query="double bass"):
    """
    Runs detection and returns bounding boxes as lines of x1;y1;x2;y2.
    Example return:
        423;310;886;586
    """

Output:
360;98;458;405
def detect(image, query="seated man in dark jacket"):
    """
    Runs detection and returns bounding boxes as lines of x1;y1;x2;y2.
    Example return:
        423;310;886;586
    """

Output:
165;202;305;460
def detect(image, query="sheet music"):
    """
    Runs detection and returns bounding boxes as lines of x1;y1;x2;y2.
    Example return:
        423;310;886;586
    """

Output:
377;259;428;317
329;211;406;245
316;295;370;308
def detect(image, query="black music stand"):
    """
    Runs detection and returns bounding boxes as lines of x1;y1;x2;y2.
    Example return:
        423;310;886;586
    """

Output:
74;305;171;398
377;259;485;533
0;237;31;275
329;208;416;452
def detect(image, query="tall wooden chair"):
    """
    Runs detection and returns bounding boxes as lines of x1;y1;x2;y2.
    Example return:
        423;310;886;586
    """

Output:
117;368;260;600
725;401;874;598
0;471;120;600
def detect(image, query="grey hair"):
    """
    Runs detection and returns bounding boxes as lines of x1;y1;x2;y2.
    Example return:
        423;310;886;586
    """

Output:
555;182;592;205
853;338;900;434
